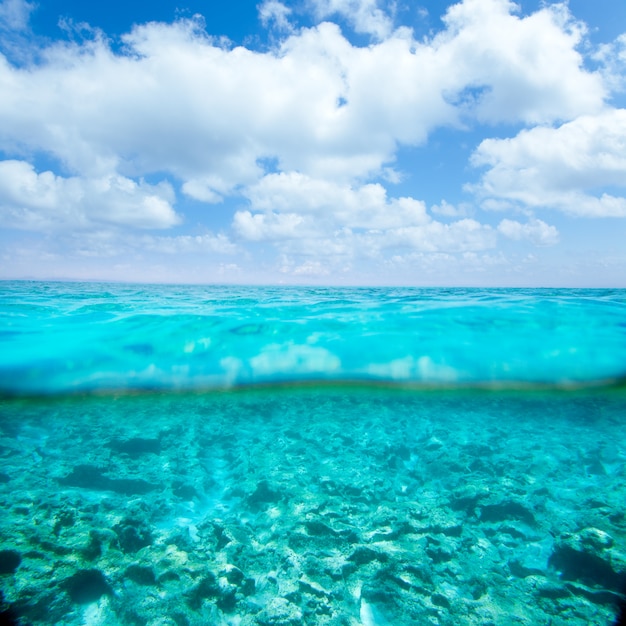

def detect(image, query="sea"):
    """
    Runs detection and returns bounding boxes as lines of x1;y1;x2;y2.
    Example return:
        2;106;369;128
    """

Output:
1;281;625;625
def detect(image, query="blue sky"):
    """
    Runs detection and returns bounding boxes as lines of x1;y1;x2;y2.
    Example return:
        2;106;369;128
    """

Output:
1;0;625;285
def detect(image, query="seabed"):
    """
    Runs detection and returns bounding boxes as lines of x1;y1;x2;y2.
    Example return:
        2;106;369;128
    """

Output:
1;384;625;625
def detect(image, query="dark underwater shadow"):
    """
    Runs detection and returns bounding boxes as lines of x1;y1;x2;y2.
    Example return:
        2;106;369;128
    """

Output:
614;584;626;626
0;590;21;626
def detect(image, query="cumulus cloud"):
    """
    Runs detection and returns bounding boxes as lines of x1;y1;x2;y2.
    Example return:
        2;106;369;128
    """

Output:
0;0;621;281
243;172;430;229
258;0;293;32
0;0;605;193
436;0;603;124
233;210;308;241
471;108;626;217
235;172;496;262
431;200;469;217
594;33;626;93
497;218;559;246
0;160;180;230
377;218;496;252
0;0;34;31
308;0;394;39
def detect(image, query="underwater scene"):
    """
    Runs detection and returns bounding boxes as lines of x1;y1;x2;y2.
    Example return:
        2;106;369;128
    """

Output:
1;282;626;625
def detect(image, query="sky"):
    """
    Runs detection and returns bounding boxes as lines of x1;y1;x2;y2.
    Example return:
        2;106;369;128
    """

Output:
0;0;625;286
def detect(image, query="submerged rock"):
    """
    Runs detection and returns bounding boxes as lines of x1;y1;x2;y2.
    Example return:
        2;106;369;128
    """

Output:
255;597;302;625
3;384;626;626
62;569;112;605
114;518;154;554
0;549;21;574
247;480;283;508
348;546;388;566
59;464;158;495
479;500;536;525
186;572;220;610
107;437;161;457
549;530;626;592
125;564;157;586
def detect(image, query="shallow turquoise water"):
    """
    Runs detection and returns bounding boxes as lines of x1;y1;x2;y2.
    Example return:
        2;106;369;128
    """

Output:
1;283;626;625
2;282;626;394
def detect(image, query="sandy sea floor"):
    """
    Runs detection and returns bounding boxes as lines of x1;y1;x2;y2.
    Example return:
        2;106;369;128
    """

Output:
1;386;625;625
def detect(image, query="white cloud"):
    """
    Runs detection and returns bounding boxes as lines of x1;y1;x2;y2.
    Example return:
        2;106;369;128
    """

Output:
0;160;180;230
0;0;34;31
258;0;293;32
278;255;338;276
430;200;469;217
594;33;626;93
181;178;228;204
377;218;496;252
235;172;496;265
233;210;309;241
435;0;604;124
471;108;626;217
497;218;559;246
0;0;605;195
308;0;394;39
243;172;430;229
385;249;508;274
54;229;237;258
139;233;238;255
290;260;332;276
0;0;620;281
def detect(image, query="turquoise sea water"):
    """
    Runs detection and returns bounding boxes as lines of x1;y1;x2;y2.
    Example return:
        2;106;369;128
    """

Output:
1;282;626;625
2;283;626;394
